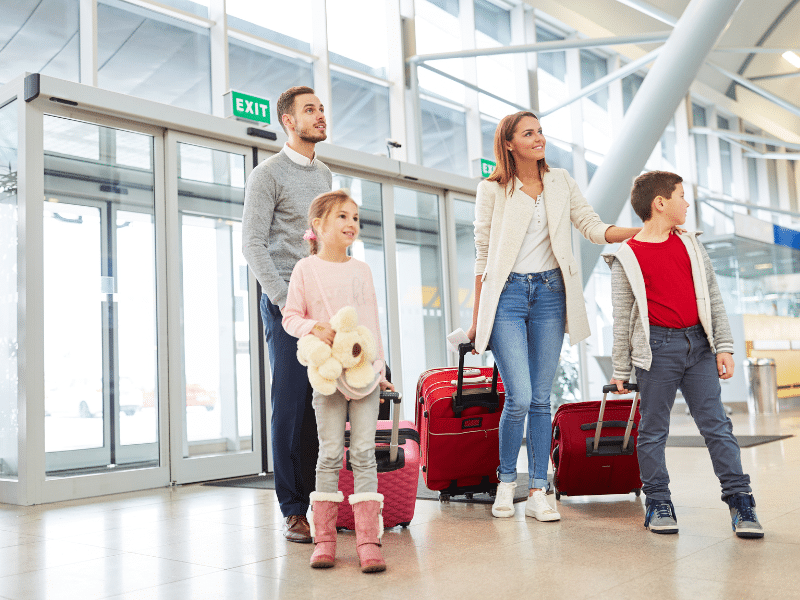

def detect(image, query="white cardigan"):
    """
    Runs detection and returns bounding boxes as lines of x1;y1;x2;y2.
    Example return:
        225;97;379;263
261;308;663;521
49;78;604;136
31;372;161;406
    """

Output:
473;169;611;354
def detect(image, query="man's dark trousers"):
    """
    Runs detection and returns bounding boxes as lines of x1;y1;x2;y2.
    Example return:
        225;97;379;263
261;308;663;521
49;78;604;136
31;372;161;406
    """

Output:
261;293;318;517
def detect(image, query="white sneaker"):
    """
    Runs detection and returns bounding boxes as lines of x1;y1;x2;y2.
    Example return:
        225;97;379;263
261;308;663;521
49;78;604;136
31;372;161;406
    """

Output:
525;489;561;522
491;481;516;518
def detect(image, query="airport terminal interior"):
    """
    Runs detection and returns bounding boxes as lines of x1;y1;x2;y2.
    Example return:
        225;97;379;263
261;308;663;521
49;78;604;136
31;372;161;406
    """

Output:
1;0;800;598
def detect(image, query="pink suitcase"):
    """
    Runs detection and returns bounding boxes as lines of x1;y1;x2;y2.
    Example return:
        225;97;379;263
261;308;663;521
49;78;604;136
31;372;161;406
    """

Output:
337;392;419;529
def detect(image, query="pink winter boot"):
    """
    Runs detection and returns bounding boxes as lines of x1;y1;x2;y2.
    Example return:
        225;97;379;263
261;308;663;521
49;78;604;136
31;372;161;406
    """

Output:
349;492;386;573
309;491;344;568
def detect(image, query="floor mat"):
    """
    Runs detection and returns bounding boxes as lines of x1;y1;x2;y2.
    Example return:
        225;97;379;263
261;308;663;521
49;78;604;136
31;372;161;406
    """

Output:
666;434;793;448
203;472;535;504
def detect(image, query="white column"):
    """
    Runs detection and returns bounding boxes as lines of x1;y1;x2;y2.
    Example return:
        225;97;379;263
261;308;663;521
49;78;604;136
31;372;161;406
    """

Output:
510;4;534;111
208;0;230;118
459;0;483;177
79;0;98;87
386;0;409;161
312;0;333;137
731;117;746;201
580;0;742;285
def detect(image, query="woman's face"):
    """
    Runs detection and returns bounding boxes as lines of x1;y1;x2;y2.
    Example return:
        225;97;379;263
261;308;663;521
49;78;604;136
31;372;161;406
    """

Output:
506;116;546;163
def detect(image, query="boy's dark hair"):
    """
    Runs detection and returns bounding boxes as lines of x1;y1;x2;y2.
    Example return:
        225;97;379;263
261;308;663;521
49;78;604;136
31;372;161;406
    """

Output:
276;86;316;134
631;171;683;222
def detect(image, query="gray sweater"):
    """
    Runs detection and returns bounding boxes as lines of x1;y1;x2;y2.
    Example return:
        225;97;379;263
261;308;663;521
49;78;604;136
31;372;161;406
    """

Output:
242;150;332;308
602;232;734;381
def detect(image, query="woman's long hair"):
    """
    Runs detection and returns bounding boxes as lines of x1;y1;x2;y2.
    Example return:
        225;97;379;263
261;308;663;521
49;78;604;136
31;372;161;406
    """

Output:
487;111;549;196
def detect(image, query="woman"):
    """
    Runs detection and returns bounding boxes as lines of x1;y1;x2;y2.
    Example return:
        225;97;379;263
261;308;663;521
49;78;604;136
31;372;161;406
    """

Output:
466;111;639;521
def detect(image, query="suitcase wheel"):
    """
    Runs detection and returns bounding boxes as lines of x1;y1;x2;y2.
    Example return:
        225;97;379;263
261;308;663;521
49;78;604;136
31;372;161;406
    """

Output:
439;492;450;502
555;490;561;500
418;397;424;404
634;489;641;497
553;425;560;440
399;521;411;527
465;493;473;500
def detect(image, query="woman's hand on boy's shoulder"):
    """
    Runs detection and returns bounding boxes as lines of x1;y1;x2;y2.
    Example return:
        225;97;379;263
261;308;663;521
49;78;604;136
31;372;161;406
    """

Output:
716;352;734;380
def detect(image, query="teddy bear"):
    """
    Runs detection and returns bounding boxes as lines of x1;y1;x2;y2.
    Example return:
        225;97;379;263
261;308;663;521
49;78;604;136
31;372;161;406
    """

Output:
296;306;377;396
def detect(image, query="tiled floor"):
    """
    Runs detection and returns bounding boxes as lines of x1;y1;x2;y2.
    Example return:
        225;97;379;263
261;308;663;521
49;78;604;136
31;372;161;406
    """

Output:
1;409;799;600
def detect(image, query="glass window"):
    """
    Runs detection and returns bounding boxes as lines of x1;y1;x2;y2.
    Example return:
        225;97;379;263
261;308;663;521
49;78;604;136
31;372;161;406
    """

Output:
546;138;574;175
226;0;311;53
394;186;446;417
536;26;570;144
622;72;643;114
177;143;253;452
327;0;388;78
767;145;780;210
332;175;389;361
415;0;463;97
718;116;733;196
420;99;468;176
229;39;313;128
330;70;390;156
158;0;208;19
581;50;611;155
0;0;80;86
692;103;710;188
481;118;498;163
475;1;514;121
747;157;759;204
660;117;677;169
43;116;159;472
97;0;211;114
0;100;18;478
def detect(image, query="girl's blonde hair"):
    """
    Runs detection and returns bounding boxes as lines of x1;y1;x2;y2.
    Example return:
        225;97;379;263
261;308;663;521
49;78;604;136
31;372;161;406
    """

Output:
306;189;356;255
487;111;550;196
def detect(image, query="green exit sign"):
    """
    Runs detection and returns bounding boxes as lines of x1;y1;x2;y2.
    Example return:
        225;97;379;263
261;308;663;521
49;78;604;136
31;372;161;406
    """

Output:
480;159;496;178
225;90;270;124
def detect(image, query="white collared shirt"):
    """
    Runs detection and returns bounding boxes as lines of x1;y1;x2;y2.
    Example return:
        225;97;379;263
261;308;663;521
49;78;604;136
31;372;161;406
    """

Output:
283;143;315;167
511;192;558;274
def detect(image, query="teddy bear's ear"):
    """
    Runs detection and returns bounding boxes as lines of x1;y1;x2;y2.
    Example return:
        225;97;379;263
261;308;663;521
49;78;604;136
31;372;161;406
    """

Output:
330;305;358;332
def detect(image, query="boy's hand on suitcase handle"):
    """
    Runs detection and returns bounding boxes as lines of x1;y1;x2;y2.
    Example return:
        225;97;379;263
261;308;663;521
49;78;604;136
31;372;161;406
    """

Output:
606;380;637;395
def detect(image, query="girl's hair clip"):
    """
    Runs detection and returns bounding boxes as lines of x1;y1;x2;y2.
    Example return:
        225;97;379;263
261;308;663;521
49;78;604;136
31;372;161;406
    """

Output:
303;228;317;241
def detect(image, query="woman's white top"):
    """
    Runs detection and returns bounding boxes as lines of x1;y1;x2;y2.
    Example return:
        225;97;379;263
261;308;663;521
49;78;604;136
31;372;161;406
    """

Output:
511;193;559;274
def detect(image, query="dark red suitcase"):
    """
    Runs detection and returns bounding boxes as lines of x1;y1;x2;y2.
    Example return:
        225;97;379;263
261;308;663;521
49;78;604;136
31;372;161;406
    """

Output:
416;343;505;500
550;383;642;500
337;392;419;529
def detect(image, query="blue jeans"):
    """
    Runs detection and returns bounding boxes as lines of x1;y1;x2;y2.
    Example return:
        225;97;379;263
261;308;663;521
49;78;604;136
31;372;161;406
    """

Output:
635;324;751;502
489;269;566;490
261;294;318;517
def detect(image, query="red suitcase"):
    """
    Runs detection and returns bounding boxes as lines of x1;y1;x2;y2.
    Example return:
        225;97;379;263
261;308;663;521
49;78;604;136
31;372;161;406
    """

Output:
337;391;419;529
416;343;505;500
550;383;642;500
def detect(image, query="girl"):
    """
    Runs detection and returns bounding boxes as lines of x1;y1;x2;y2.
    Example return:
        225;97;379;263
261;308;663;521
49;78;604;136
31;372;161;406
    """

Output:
282;190;394;573
467;111;640;521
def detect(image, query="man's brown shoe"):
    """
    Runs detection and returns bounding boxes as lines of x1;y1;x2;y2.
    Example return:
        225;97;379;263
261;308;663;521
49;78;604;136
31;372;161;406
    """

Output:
283;515;312;543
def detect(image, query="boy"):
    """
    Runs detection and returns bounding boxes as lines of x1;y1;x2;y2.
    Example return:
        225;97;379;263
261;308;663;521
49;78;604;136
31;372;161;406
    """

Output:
603;171;763;539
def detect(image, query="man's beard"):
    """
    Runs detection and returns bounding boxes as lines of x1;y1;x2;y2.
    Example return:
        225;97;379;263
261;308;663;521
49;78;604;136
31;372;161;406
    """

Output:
296;124;327;143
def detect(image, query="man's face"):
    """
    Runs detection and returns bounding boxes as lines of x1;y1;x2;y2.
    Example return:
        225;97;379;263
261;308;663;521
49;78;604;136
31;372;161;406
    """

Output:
284;94;326;143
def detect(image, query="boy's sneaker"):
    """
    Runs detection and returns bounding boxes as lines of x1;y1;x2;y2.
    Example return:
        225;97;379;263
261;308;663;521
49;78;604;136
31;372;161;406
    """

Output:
491;481;516;518
525;489;561;522
644;500;678;534
727;493;764;539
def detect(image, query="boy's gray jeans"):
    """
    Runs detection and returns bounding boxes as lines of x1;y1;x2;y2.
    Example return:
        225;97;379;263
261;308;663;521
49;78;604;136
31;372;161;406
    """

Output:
634;324;751;503
312;387;380;495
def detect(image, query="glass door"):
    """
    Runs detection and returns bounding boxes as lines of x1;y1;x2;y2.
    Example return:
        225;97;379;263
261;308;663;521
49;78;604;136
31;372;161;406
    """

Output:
165;132;261;484
42;113;165;475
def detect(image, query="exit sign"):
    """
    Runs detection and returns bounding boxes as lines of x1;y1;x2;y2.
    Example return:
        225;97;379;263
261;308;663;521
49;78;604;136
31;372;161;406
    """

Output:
480;158;496;178
225;90;270;124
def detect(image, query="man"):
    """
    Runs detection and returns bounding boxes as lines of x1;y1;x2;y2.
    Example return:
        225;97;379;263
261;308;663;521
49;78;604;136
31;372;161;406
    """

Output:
242;86;332;542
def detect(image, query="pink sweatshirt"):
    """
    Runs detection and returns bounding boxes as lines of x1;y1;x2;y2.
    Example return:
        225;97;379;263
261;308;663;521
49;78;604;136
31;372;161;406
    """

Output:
282;255;386;385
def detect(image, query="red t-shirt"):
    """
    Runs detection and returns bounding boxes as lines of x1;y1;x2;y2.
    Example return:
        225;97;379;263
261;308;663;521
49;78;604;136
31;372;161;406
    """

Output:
627;234;700;329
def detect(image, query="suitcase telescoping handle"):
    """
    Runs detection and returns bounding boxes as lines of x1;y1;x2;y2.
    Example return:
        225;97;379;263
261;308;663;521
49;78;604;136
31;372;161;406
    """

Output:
595;383;639;453
380;390;403;463
452;343;500;417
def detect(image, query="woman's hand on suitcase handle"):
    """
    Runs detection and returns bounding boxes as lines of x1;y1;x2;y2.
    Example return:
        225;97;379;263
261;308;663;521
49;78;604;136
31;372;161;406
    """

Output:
609;378;628;394
466;324;477;354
